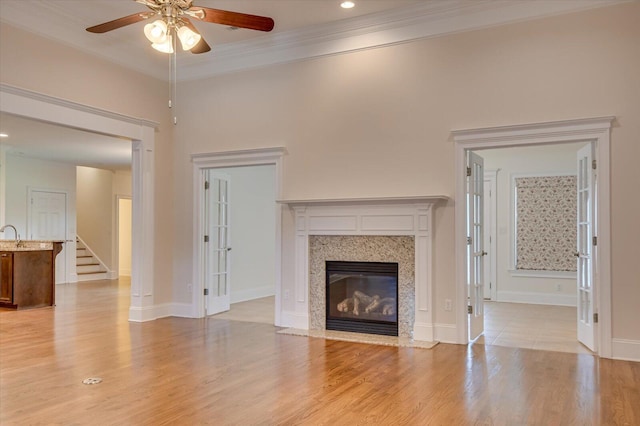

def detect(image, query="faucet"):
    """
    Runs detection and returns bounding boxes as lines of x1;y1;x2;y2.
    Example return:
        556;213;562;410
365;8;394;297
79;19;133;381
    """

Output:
0;224;21;245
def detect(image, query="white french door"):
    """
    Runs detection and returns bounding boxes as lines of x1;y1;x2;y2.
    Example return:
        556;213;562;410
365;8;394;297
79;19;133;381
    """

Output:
204;171;232;315
467;151;485;340
29;189;67;284
482;172;497;301
576;144;596;351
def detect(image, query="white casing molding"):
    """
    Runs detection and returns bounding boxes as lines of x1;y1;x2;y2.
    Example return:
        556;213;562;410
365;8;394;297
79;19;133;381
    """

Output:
453;116;614;358
0;84;158;323
191;147;286;323
279;196;448;343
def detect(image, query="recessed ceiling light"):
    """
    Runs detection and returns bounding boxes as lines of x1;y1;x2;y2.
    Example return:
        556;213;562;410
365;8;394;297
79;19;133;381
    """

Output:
341;1;355;9
0;133;8;138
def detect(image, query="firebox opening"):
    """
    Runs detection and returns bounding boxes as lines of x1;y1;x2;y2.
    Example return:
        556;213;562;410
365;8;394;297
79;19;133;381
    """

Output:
326;261;399;336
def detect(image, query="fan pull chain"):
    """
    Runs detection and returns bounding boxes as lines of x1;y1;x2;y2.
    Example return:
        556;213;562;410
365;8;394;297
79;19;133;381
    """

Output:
169;32;177;125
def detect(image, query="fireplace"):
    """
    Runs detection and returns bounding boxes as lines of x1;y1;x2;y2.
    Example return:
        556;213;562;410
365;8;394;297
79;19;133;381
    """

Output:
326;261;399;336
282;196;446;342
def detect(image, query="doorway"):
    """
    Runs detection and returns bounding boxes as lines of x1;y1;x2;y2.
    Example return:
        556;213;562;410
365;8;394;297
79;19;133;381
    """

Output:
200;165;276;317
191;148;285;323
474;142;595;353
1;85;156;322
28;188;68;284
453;117;614;357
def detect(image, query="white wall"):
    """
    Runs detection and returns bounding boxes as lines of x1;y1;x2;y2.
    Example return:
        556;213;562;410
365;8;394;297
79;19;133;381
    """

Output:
118;198;132;276
76;166;115;270
171;2;640;346
216;165;276;303
4;154;77;283
481;143;586;306
1;21;175;303
114;171;132;277
76;167;133;277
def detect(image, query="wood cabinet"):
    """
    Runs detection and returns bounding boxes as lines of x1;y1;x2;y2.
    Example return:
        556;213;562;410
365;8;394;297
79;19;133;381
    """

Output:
0;243;62;310
0;252;15;307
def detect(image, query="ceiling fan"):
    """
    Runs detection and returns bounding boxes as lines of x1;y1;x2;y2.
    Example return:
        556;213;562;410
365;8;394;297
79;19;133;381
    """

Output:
86;0;275;54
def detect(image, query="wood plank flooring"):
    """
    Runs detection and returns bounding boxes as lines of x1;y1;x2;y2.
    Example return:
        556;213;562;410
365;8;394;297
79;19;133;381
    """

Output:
479;301;592;354
212;296;275;324
1;279;639;425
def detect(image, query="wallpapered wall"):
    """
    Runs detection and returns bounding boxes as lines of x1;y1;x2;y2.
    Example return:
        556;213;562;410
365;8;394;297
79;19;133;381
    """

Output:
515;175;577;272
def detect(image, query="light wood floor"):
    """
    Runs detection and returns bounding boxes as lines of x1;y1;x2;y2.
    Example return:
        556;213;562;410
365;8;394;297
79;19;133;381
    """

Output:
1;279;639;425
478;301;592;354
212;296;275;324
219;297;590;354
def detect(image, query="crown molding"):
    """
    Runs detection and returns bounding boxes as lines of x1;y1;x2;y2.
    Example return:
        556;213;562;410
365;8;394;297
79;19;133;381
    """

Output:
178;0;628;80
0;0;629;81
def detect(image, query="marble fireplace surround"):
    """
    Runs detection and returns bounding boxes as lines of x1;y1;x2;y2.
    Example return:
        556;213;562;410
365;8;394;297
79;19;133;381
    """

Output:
281;196;448;343
310;235;414;337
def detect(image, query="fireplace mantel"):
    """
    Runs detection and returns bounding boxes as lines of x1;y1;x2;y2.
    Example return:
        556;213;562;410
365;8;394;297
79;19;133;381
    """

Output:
278;195;449;207
280;196;448;342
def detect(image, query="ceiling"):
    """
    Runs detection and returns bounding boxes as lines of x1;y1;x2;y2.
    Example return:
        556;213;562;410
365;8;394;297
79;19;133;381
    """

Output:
0;0;626;170
0;112;133;170
0;0;624;81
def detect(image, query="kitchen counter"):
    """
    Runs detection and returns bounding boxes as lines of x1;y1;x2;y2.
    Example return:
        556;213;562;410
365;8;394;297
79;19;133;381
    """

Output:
0;241;64;309
0;240;63;251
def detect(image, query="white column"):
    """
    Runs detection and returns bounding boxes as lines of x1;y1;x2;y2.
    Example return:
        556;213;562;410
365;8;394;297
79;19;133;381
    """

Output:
129;126;155;322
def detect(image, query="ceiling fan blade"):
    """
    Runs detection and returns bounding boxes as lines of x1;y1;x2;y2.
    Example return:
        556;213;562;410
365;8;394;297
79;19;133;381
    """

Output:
182;19;211;54
86;12;155;33
188;7;274;32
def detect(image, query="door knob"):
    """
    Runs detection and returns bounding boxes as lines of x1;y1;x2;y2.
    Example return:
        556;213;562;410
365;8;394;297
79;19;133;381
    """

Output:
574;252;580;257
481;251;488;256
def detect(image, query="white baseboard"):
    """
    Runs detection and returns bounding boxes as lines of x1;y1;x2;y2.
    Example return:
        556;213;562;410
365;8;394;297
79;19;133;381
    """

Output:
434;323;458;343
497;290;577;307
280;310;309;329
611;339;640;362
106;270;118;280
231;285;275;304
128;305;160;322
119;269;131;277
413;322;434;342
170;303;197;318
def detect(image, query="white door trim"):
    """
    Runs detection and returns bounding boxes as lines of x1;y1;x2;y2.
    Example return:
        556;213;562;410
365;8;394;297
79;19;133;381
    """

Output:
191;147;286;324
453;116;614;357
0;84;157;322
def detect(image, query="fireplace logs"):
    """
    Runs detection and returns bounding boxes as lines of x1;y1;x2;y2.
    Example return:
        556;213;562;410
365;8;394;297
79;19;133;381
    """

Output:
337;291;396;317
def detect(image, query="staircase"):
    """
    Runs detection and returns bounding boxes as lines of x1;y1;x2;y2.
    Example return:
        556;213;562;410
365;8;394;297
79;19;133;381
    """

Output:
76;238;108;281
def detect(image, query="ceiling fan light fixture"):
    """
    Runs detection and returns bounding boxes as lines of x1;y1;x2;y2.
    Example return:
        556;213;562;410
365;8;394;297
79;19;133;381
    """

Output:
177;25;202;51
341;1;355;9
144;19;168;43
151;35;174;53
